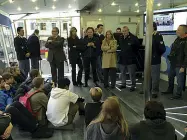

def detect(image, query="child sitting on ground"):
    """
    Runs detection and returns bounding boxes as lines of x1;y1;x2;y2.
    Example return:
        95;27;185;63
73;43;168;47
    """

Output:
12;67;26;87
28;77;48;125
85;87;103;127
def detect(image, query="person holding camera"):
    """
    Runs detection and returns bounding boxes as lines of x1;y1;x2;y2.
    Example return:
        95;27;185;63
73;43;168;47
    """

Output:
162;25;187;100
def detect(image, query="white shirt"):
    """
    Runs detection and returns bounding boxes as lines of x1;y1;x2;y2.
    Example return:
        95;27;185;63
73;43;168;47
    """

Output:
46;88;78;127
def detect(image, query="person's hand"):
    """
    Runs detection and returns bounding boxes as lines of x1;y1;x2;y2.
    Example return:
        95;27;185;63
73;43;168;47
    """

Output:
87;43;91;46
180;67;185;73
25;53;30;57
4;84;10;91
1;123;13;140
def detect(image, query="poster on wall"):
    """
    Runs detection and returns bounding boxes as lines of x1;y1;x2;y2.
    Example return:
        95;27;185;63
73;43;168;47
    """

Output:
40;23;46;30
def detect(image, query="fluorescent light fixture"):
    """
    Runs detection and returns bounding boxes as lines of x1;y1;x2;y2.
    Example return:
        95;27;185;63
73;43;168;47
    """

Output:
53;0;57;1
111;1;117;6
117;9;121;13
136;9;140;13
98;8;102;12
17;7;22;11
68;4;72;8
35;6;39;10
52;5;56;9
9;0;14;3
157;3;161;6
31;0;37;2
135;2;138;6
99;18;101;21
165;106;187;110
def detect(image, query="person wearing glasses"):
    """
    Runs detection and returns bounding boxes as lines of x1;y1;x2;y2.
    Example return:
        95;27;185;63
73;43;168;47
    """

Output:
45;27;66;87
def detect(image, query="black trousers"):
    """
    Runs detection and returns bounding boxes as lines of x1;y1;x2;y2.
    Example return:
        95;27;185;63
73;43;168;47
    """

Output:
103;68;116;87
50;60;64;85
5;102;37;133
71;57;83;84
83;57;98;83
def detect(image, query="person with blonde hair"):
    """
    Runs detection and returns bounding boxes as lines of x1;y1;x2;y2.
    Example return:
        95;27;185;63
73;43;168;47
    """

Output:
102;30;117;88
86;96;128;140
85;87;103;126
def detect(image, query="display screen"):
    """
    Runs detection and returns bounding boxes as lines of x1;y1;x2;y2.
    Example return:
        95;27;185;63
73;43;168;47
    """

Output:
144;10;187;34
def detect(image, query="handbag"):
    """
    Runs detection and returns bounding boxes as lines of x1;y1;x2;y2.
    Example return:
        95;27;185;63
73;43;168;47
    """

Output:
0;114;11;135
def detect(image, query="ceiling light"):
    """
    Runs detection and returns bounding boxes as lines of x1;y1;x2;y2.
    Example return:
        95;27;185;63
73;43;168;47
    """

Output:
17;7;22;11
35;6;39;10
117;9;121;13
9;0;14;3
99;18;101;21
111;2;117;6
135;2;138;6
68;4;72;8
31;0;37;2
98;8;102;12
53;0;57;1
136;9;140;13
157;3;161;6
52;5;56;9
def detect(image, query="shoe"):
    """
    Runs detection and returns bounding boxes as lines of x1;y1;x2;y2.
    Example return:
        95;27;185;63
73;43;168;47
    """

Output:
161;90;173;95
104;85;109;88
94;82;99;87
152;94;158;98
130;87;135;92
111;86;115;89
170;95;182;100
119;85;126;89
139;91;144;94
84;83;88;87
77;82;83;86
73;82;78;86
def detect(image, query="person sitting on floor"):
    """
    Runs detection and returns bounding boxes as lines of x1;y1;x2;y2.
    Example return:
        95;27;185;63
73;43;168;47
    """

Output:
85;87;103;127
28;77;48;125
12;66;26;88
86;96;129;140
130;101;177;140
2;72;16;98
0;76;13;112
46;78;85;127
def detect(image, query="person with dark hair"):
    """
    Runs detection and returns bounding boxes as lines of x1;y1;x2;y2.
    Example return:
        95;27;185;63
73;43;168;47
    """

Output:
85;87;103;127
95;24;104;83
46;78;85;127
118;26;140;92
14;27;30;77
116;27;121;33
82;27;99;87
27;29;41;70
67;27;83;86
162;25;187;100
130;101;176;140
45;27;66;87
28;77;48;125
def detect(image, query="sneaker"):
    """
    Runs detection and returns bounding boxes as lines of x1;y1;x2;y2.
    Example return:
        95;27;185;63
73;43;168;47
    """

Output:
130;87;135;92
152;94;158;98
77;82;83;86
119;85;126;89
170;95;182;100
161;90;173;94
73;82;78;86
94;82;99;87
84;83;88;87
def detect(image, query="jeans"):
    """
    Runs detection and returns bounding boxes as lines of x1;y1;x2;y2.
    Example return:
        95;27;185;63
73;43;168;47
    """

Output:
31;57;40;70
19;59;30;78
96;55;104;82
71;57;83;84
5;102;37;133
103;68;116;87
168;66;185;96
83;57;98;83
151;64;161;94
120;64;136;88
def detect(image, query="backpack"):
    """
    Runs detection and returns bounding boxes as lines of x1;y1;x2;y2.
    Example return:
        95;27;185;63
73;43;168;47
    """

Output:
19;90;40;117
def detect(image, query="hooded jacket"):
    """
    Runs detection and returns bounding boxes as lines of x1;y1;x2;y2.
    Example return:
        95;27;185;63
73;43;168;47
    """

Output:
0;91;12;111
130;119;176;140
46;88;78;127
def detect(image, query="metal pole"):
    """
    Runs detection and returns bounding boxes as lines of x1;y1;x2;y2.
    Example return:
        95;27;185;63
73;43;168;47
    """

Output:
144;0;154;103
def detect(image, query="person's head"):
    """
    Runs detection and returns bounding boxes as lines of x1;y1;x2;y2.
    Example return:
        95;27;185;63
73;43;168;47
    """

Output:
144;101;166;121
58;78;71;90
105;30;114;40
32;77;44;90
2;72;14;84
52;27;59;37
91;96;128;135
34;29;39;36
86;27;94;38
70;27;77;38
94;28;98;34
97;24;104;34
122;26;129;36
116;27;121;33
3;67;11;73
14;67;21;76
0;76;5;89
90;87;102;102
176;25;187;38
17;27;24;36
29;69;40;80
153;22;157;31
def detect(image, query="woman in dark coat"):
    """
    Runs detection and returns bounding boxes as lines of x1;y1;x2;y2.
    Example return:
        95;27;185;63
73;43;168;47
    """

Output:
67;27;83;86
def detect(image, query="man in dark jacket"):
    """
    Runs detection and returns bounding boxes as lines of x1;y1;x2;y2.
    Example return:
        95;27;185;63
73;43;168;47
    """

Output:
151;22;166;98
14;27;30;77
118;26;140;92
162;25;187;100
27;29;41;70
45;27;66;86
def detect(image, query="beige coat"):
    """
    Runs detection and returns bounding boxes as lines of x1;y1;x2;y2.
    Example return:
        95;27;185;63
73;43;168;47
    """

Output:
101;39;117;68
